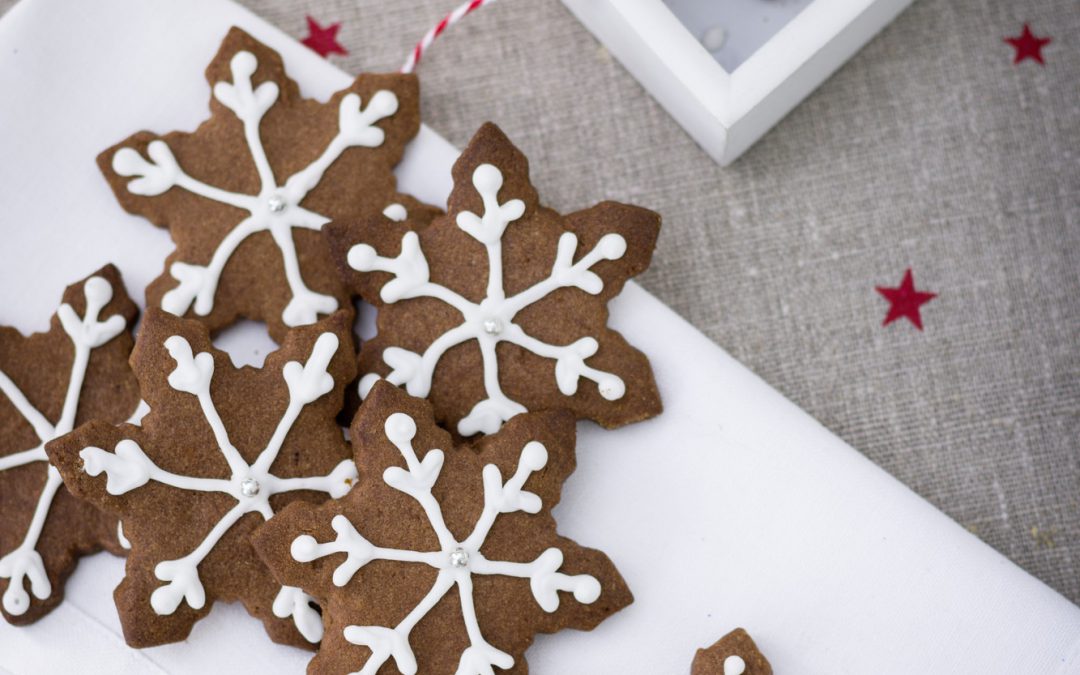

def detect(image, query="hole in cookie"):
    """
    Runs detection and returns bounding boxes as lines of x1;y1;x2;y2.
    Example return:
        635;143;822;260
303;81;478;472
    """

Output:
212;320;278;368
355;299;377;342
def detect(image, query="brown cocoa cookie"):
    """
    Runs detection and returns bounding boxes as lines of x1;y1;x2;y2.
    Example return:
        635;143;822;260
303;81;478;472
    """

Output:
326;122;662;438
46;308;359;648
692;628;773;675
252;380;632;674
98;26;439;343
0;265;139;625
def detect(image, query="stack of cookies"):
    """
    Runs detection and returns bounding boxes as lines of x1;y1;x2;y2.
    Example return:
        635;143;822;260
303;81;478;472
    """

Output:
0;27;768;674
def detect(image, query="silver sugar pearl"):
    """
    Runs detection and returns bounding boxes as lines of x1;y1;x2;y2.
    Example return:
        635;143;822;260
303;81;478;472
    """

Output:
482;318;502;335
449;547;469;568
240;478;261;497
267;195;287;213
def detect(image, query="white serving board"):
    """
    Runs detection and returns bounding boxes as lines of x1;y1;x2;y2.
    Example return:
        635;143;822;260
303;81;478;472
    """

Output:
0;0;1078;673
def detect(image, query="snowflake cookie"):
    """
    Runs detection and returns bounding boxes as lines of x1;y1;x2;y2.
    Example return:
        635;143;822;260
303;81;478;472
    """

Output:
252;381;633;674
47;309;358;647
98;27;438;342
692;628;773;675
326;122;662;437
0;265;139;625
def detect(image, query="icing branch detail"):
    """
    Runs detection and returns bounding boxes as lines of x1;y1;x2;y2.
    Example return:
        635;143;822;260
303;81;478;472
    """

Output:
272;585;325;644
351;163;628;435
111;50;400;328
76;332;356;641
0;277;126;616
290;412;601;674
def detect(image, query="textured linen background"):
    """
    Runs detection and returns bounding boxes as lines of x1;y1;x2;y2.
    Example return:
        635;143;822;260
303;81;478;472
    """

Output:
2;0;1076;607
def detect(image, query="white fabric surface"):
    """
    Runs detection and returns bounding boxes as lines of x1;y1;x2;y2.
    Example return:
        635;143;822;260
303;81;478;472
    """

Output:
0;0;1078;673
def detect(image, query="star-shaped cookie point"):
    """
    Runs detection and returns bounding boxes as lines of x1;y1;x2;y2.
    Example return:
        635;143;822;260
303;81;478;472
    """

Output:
253;380;633;674
1005;24;1051;65
47;308;358;648
1;265;139;625
876;268;936;330
326;122;662;437
692;628;773;675
98;26;431;342
302;16;348;59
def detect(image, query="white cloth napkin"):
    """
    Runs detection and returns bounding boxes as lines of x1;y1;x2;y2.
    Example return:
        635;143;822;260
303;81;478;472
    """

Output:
0;0;1078;673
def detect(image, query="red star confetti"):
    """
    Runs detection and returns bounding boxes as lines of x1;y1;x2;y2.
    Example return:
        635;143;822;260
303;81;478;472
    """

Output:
876;269;936;330
1005;24;1051;65
302;16;348;59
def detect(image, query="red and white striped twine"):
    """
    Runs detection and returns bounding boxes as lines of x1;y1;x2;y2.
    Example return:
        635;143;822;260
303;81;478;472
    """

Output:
400;0;498;73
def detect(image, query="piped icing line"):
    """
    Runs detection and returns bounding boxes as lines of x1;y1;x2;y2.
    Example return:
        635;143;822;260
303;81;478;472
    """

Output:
382;203;408;222
289;412;600;674
350;163;627;436
116;400;150;552
0;276;126;615
77;331;356;642
111;50;399;328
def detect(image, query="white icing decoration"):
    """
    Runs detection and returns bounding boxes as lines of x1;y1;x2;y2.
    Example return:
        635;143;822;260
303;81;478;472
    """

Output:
112;50;400;328
350;163;628;435
724;655;747;675
273;585;324;643
382;203;407;222
0;276;126;615
77;331;357;641
115;398;149;552
290;412;600;674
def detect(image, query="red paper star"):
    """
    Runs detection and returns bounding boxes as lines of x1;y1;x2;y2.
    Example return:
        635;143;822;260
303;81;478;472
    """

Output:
1005;24;1051;65
876;269;936;330
301;16;348;58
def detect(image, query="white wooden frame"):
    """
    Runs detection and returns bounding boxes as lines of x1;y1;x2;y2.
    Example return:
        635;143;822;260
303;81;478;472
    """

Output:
562;0;916;165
